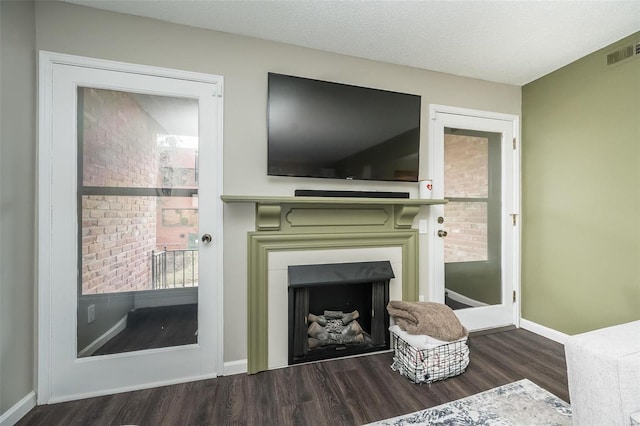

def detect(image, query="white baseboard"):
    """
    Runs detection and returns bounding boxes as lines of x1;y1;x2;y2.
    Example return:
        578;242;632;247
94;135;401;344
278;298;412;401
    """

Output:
77;314;128;357
520;318;569;345
0;391;36;426
446;289;488;307
223;359;247;376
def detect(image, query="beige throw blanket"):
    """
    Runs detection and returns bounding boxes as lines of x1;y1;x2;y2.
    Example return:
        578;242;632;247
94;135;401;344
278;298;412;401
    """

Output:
387;300;468;341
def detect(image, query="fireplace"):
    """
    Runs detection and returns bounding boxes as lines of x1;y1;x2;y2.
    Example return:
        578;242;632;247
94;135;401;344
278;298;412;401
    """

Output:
288;261;394;364
226;195;437;373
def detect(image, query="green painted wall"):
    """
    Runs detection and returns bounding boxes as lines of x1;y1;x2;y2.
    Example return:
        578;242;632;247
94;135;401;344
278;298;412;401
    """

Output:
522;32;640;334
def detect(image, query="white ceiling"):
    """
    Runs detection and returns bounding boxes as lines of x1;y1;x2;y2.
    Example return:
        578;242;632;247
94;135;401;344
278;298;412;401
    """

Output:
62;0;640;85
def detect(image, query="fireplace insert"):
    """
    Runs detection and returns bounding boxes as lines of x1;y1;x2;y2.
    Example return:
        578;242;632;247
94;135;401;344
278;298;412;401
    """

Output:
288;261;394;364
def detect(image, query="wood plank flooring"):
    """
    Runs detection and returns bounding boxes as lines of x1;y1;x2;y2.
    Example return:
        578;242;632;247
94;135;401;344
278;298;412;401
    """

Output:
92;304;198;356
18;328;568;426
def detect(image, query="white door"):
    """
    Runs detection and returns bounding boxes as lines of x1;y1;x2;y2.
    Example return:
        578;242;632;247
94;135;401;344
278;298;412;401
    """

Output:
429;105;520;331
38;52;224;403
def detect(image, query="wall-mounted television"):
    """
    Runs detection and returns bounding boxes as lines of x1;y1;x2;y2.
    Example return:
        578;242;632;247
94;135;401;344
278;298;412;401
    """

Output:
267;73;421;182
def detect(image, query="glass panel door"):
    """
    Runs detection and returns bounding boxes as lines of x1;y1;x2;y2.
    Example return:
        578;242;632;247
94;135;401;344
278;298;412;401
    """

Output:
77;88;200;357
443;128;502;309
39;54;223;403
429;108;518;331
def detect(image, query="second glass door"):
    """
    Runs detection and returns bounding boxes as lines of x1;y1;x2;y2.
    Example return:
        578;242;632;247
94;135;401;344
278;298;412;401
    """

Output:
430;108;519;331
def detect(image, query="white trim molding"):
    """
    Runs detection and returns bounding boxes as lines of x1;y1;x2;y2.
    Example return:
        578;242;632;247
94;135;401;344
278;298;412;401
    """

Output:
223;359;248;376
429;104;520;123
0;392;36;426
520;318;569;345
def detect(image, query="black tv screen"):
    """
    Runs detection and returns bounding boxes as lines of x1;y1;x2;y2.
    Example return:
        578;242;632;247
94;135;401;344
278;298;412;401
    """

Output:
267;73;421;182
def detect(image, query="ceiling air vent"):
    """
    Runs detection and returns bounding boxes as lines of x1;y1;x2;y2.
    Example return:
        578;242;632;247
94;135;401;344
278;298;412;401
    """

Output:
605;42;640;66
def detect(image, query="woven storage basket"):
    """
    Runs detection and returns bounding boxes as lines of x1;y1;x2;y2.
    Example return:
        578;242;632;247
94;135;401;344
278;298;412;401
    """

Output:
390;329;470;384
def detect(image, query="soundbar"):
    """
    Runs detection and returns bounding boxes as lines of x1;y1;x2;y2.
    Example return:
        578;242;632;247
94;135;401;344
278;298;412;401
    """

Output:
294;189;410;199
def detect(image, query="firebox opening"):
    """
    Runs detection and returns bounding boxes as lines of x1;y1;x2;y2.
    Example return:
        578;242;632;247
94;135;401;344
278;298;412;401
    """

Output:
288;261;394;365
309;282;373;335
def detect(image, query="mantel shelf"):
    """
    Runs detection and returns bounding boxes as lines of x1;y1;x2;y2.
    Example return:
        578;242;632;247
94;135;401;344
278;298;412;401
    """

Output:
221;195;448;206
221;195;447;231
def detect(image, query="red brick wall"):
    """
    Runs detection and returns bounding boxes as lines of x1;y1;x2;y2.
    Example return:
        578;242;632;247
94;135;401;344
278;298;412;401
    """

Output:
80;88;163;294
444;134;489;263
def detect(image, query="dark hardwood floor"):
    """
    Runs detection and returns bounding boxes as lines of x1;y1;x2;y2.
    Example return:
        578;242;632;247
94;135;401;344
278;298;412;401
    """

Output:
18;328;568;426
93;304;198;356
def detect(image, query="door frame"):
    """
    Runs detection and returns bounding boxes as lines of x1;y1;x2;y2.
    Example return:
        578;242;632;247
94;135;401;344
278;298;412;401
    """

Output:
37;51;225;403
428;104;521;330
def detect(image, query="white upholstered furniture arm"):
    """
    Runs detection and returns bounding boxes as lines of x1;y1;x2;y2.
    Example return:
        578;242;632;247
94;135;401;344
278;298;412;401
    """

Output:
565;320;640;426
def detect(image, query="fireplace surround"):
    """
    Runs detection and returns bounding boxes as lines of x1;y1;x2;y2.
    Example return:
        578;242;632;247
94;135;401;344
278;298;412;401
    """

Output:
221;195;447;373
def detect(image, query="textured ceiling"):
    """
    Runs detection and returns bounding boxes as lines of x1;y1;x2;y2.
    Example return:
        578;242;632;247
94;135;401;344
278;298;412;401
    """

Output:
62;0;640;85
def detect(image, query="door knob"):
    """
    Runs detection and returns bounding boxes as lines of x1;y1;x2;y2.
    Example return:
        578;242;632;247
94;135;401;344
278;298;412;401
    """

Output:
437;230;448;238
201;233;213;244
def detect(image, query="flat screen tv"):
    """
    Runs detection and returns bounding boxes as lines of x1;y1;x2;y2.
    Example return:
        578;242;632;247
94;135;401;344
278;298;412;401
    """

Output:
267;73;421;182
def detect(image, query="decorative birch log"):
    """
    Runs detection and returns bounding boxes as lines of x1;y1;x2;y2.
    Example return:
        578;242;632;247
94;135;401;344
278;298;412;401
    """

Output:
307;310;366;348
341;310;359;325
307;313;327;326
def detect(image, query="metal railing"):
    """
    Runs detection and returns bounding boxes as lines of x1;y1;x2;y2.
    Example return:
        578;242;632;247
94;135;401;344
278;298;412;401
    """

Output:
151;247;199;289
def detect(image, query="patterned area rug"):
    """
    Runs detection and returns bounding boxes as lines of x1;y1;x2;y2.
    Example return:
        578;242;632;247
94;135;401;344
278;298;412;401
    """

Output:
367;379;572;426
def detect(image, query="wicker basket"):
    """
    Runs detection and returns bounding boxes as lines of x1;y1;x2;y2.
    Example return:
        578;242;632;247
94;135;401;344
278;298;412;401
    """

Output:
390;329;470;384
